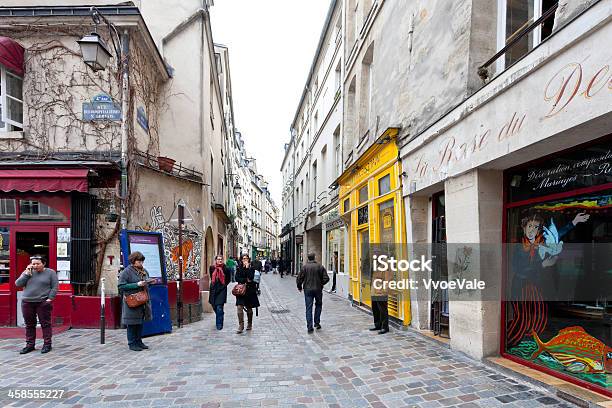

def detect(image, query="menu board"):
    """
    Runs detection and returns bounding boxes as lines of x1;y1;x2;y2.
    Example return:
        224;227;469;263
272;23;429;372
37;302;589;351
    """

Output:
126;233;164;279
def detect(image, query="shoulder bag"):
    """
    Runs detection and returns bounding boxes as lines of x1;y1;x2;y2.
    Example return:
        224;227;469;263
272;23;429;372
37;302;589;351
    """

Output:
232;283;247;297
125;289;149;308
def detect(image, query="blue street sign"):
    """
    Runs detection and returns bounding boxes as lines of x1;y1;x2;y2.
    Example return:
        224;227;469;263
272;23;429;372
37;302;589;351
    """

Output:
83;93;122;121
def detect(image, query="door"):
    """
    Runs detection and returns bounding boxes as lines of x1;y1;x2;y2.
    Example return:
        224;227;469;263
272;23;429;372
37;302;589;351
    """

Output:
358;228;371;306
11;226;55;326
377;198;401;319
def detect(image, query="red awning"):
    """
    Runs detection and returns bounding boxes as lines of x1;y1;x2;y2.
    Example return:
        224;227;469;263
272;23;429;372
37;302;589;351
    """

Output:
0;37;25;76
0;169;89;193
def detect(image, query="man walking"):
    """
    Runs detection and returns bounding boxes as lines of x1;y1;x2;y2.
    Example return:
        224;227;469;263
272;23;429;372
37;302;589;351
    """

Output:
226;256;237;283
369;251;390;334
297;253;329;333
15;255;58;354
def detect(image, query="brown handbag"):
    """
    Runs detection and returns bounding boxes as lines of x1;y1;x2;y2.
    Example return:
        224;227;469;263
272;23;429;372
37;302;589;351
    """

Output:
125;289;149;308
232;283;247;297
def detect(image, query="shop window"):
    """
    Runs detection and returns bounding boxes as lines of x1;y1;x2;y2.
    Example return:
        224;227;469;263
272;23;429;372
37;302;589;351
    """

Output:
498;0;558;70
0;66;23;132
378;199;394;243
504;138;612;392
378;174;391;196
359;185;368;204
357;205;369;225
0;198;16;221
19;200;67;222
343;197;350;213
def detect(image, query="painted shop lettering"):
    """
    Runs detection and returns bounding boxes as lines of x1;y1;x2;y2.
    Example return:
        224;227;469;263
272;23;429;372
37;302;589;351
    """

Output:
544;61;612;118
414;112;525;178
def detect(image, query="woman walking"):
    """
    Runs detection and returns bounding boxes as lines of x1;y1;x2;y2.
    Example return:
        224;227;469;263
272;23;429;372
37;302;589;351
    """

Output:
209;255;231;330
235;254;260;333
118;251;154;351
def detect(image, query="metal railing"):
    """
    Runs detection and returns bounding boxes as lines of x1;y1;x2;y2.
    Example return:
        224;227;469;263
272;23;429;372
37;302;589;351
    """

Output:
478;2;558;81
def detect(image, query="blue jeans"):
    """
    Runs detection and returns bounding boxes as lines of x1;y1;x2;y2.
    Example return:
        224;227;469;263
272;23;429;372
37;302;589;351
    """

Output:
214;304;224;329
304;289;322;330
127;324;143;346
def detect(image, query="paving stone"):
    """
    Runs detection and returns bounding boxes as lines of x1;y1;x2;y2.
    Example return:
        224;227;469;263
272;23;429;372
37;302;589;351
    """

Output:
0;275;563;408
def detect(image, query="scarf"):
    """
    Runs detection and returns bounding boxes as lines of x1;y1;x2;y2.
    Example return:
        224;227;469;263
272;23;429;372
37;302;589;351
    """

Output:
211;265;225;285
522;234;544;260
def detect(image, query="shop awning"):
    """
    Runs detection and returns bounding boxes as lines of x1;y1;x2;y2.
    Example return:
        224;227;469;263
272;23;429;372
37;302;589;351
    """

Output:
0;169;89;193
0;37;25;76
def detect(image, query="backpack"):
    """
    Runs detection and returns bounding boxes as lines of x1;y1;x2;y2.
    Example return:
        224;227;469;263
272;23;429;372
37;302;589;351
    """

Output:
253;270;261;283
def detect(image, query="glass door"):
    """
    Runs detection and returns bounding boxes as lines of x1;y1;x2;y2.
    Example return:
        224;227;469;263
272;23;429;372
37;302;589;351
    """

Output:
13;226;55;326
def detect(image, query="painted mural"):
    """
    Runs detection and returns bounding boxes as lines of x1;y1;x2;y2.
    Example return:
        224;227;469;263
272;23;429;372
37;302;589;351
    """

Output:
506;193;611;391
136;206;202;280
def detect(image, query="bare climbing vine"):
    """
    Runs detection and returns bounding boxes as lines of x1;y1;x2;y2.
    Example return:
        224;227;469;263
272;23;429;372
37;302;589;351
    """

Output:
0;22;167;294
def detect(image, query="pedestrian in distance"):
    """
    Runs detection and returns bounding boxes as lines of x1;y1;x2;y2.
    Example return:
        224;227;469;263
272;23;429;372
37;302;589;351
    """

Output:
118;251;156;351
297;253;329;333
226;256;237;283
331;251;339;293
234;254;260;333
369;249;390;335
209;255;231;330
15;255;58;354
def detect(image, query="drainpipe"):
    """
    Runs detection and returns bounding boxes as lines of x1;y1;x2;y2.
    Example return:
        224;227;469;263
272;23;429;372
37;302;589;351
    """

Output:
120;30;129;230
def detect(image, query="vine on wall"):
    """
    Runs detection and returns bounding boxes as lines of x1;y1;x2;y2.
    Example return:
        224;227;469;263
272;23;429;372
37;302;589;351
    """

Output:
0;23;166;294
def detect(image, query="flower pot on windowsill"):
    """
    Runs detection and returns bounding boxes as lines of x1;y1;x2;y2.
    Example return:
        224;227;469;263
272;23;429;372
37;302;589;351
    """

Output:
157;156;176;172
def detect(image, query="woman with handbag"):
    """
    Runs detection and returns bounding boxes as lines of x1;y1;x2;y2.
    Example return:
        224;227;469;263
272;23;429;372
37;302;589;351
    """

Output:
209;255;231;330
118;251;154;351
234;254;260;334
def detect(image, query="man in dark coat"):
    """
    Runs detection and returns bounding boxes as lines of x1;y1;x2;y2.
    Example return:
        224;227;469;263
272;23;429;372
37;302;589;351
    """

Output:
297;253;329;333
209;255;231;330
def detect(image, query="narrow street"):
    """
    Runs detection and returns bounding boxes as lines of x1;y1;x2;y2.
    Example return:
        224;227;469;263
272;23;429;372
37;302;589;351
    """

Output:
0;274;571;408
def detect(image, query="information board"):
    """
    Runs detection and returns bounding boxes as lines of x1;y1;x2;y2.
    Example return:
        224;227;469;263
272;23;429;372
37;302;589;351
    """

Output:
120;231;167;282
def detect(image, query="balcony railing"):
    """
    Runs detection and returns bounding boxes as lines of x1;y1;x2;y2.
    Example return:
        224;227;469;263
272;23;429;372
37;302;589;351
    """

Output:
478;2;559;80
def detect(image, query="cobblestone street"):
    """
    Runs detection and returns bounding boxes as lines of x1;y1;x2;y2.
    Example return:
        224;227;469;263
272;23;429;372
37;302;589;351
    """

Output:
0;274;573;408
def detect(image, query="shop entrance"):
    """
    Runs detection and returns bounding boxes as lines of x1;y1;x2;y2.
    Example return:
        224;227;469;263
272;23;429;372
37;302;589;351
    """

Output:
358;228;370;306
431;192;449;338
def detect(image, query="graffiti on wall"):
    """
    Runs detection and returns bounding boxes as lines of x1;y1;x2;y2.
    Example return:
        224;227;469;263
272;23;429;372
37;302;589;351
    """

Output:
136;206;202;280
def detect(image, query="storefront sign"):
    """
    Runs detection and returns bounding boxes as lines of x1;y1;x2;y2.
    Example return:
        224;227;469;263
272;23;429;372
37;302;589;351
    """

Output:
401;12;612;194
83;94;122;122
508;139;612;202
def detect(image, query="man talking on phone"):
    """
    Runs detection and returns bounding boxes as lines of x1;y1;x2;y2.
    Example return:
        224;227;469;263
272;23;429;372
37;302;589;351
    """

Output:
15;255;58;354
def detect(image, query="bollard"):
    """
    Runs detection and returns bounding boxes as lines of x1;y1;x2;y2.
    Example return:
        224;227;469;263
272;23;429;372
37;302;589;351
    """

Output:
100;278;106;344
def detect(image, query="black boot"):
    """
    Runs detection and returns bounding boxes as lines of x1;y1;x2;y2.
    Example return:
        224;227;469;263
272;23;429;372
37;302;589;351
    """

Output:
20;346;35;354
41;345;52;354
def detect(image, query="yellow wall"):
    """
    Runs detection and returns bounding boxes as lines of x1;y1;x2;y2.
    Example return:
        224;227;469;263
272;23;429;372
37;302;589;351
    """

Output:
338;129;411;325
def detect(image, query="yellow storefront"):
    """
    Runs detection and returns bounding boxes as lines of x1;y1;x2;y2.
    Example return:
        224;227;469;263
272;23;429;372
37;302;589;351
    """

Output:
337;128;410;325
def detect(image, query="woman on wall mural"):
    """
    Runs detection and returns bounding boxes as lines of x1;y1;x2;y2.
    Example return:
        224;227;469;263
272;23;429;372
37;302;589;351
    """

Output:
507;211;590;347
209;255;231;330
234;254;260;334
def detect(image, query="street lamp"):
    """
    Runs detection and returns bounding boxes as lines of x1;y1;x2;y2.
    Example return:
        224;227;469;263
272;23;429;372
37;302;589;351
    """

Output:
78;6;129;230
225;173;242;192
77;32;112;72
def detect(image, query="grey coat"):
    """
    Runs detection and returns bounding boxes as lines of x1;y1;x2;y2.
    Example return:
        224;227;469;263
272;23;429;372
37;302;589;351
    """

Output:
118;265;152;326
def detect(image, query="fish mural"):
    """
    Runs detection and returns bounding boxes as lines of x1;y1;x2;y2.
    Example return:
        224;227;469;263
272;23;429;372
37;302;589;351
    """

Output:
531;327;612;374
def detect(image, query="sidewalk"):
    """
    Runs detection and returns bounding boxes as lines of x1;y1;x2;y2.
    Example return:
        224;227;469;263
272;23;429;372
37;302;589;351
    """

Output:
0;273;575;407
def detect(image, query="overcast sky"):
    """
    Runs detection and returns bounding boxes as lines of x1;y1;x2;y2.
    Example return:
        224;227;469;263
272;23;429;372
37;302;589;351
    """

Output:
210;0;331;206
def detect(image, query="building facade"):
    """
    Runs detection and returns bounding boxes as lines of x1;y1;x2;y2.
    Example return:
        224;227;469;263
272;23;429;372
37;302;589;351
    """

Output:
282;0;347;287
0;1;232;327
328;0;610;397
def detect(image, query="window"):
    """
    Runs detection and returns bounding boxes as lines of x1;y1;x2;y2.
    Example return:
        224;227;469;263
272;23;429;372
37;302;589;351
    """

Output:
334;62;342;93
0;66;24;132
0;199;16;221
497;0;558;70
334;127;341;177
19;200;66;222
359;185;368;204
378;174;391;195
343;197;350;213
359;43;374;139
312;161;318;207
314;111;319;133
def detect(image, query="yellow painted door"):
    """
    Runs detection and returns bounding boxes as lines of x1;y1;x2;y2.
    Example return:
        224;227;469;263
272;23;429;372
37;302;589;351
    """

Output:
358;228;371;307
